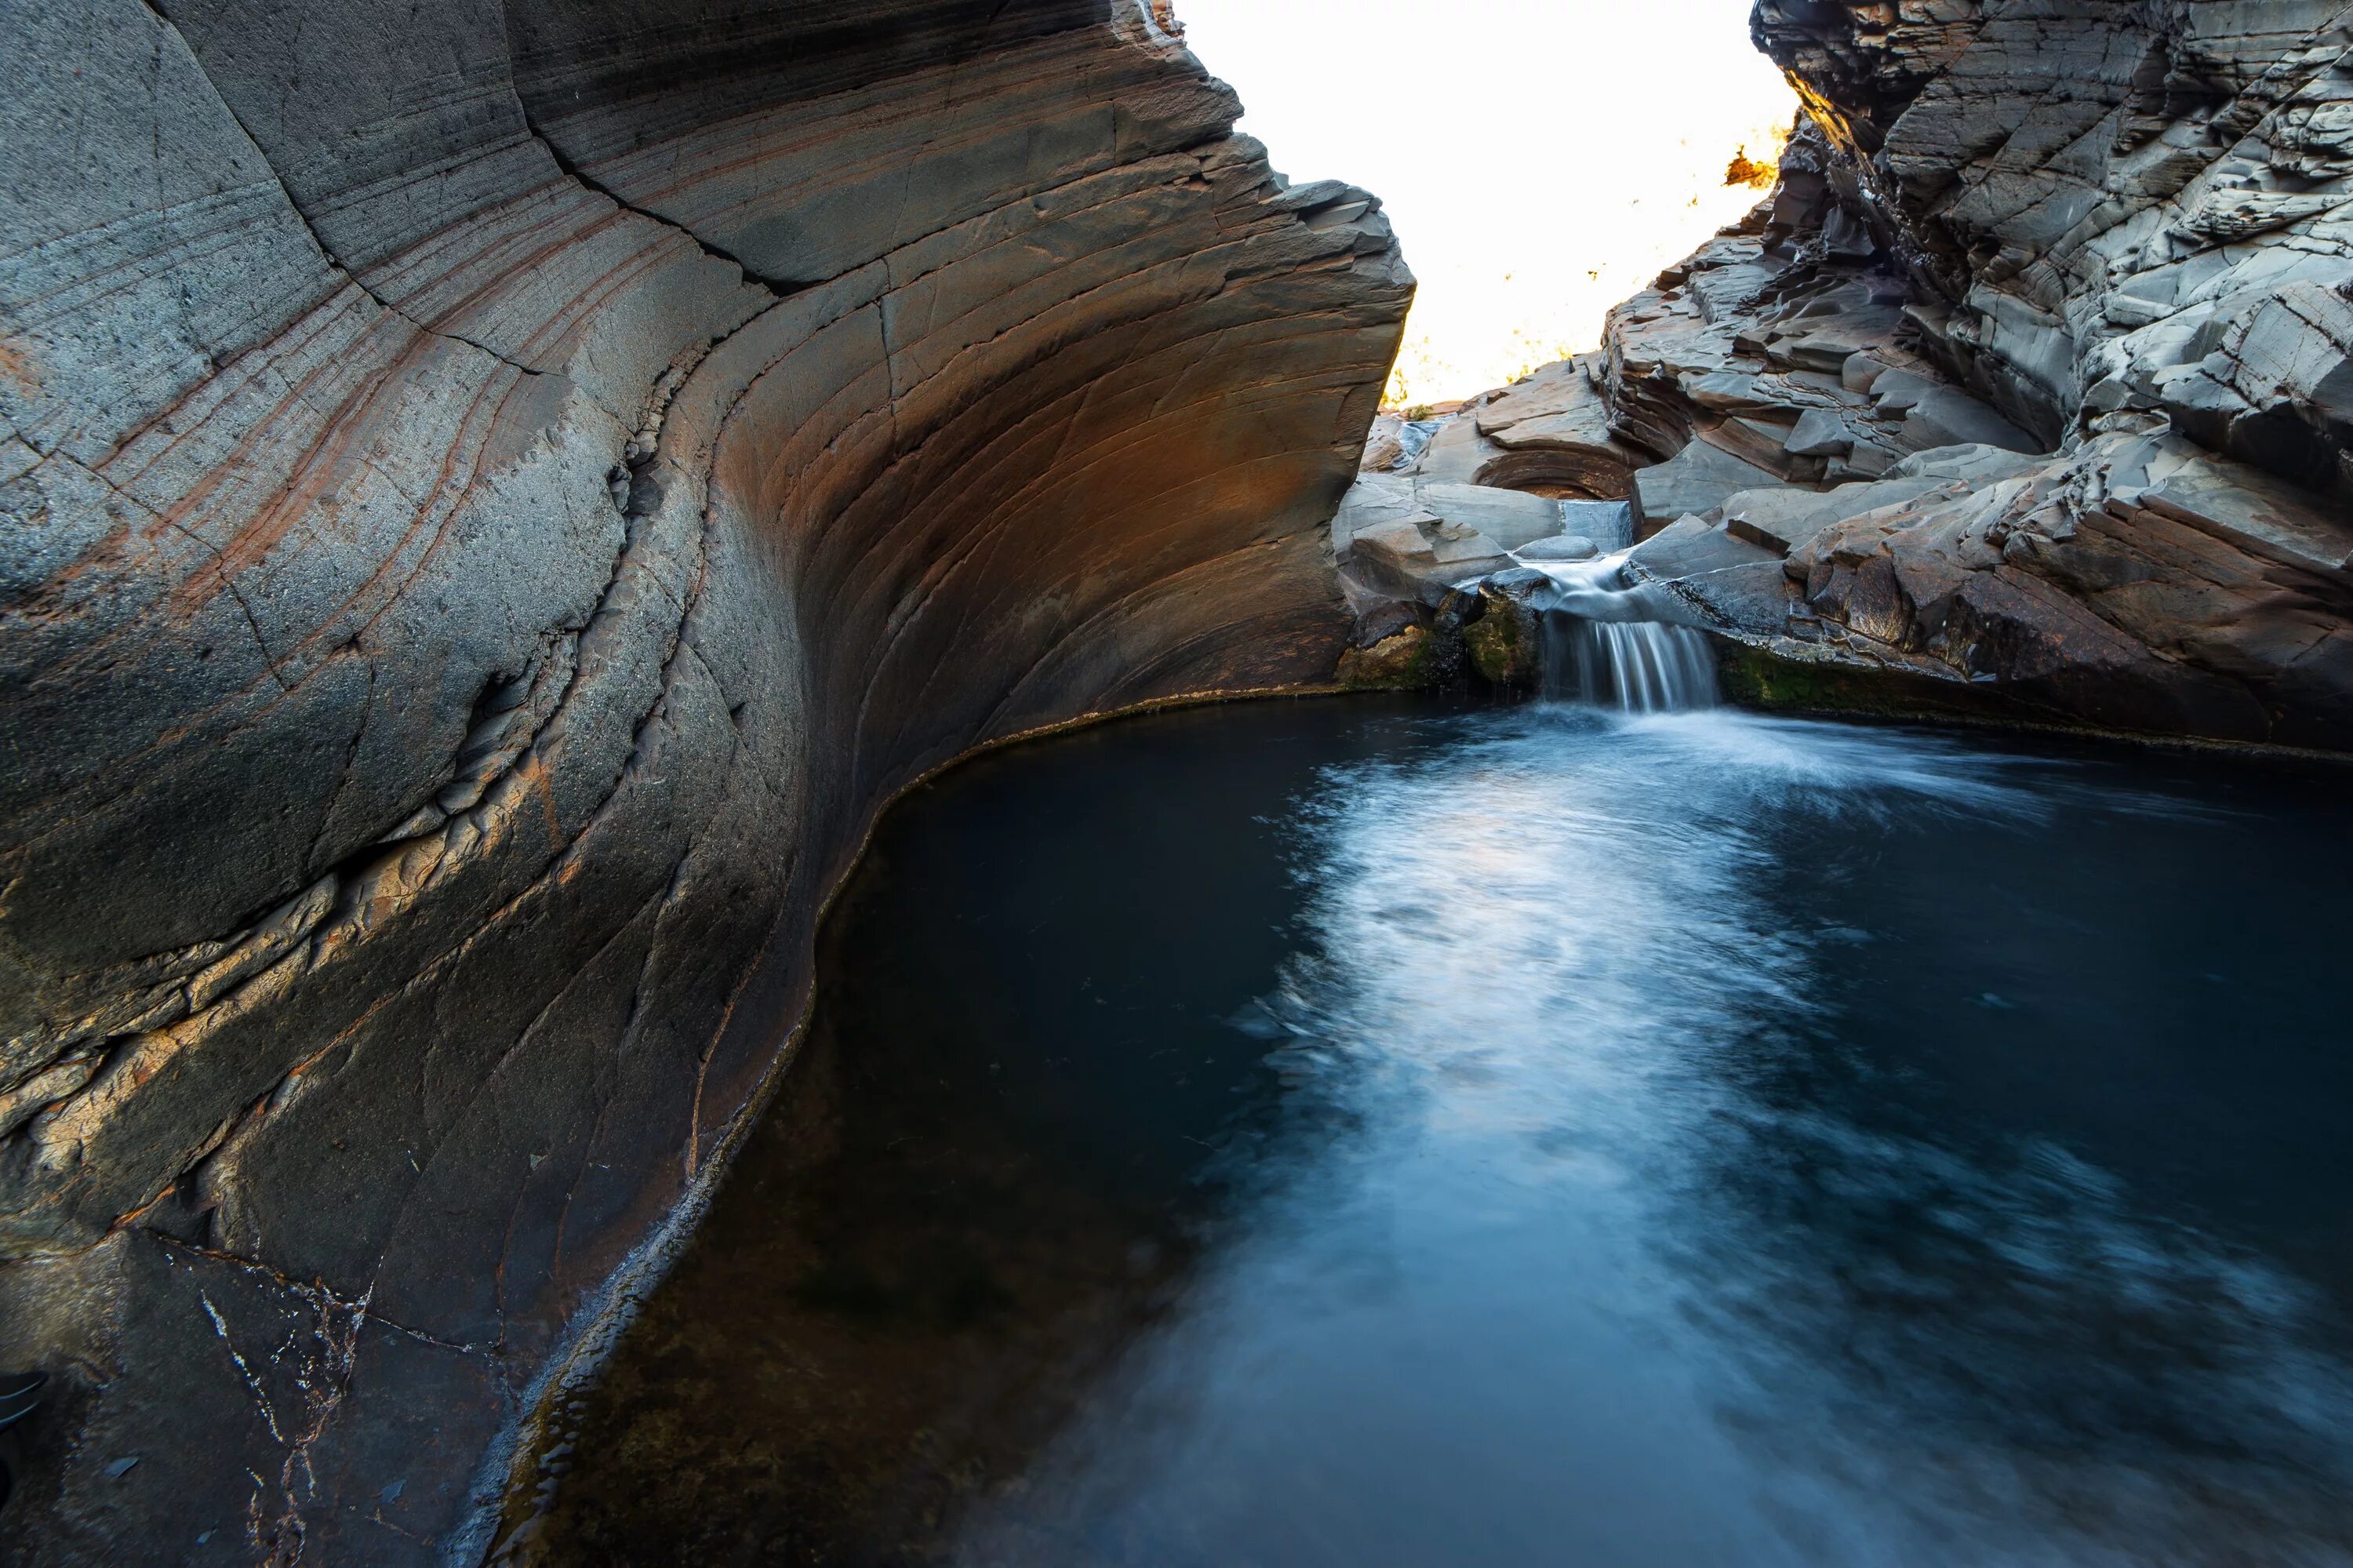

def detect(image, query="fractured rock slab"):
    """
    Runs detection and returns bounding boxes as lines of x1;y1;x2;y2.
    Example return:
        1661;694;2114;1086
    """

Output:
1380;357;1647;497
1631;441;1784;537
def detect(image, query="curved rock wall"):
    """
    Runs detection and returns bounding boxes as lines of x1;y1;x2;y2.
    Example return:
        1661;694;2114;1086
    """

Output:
0;2;1408;1559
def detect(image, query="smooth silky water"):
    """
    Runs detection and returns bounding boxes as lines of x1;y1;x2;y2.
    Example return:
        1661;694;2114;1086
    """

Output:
539;682;2353;1566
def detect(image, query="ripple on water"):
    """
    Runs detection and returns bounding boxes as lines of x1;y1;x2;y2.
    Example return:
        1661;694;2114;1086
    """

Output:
542;698;2353;1568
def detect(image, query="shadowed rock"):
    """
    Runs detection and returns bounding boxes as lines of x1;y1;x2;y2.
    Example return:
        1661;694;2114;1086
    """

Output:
0;2;1409;1559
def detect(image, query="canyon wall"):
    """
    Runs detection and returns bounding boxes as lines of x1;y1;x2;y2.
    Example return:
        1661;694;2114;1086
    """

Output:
1642;0;2353;744
0;2;1409;1559
1353;0;2353;746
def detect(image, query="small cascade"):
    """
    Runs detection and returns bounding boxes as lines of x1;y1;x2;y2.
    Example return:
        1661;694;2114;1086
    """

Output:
1516;549;1718;713
1542;613;1719;711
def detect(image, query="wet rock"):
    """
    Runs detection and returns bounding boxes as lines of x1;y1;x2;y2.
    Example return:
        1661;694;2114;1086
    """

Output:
1517;535;1601;562
1337;624;1439;689
1464;573;1547;690
1333;580;1492;693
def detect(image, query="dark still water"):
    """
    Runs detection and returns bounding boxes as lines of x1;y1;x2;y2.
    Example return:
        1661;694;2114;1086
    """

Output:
539;698;2353;1566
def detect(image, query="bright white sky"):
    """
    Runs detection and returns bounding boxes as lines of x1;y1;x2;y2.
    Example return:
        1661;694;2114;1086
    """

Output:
1173;0;1797;404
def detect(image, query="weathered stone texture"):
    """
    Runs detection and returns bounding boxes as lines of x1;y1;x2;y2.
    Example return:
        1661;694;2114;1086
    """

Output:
1358;1;2353;746
0;2;1409;1559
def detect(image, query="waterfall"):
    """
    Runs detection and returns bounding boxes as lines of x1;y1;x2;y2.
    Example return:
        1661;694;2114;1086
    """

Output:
1541;613;1719;711
1515;548;1718;713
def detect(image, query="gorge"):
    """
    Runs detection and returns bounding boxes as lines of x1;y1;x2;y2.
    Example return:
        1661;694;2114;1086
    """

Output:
1342;0;2353;747
4;0;2353;1563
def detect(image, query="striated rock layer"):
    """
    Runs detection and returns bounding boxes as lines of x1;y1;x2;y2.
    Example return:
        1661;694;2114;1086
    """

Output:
0;2;1409;1559
1351;1;2353;748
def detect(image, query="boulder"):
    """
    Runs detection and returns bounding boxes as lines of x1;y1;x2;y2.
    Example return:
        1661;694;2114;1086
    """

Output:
1459;572;1553;687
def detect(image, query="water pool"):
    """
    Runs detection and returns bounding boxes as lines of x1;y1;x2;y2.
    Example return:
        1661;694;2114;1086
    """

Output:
536;696;2353;1566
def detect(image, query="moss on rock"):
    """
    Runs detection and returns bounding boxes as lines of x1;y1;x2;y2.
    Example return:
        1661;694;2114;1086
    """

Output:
1464;608;1533;689
1337;624;1438;689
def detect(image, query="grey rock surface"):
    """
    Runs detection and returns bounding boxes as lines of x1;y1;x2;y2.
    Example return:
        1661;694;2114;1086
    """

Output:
1683;0;2353;743
1375;2;2353;748
1369;356;1648;497
1631;440;1786;535
1330;475;1572;599
0;2;1409;1559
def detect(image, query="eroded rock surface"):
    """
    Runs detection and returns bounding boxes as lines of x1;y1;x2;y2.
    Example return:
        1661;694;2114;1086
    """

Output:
0;2;1408;1559
1353;2;2353;746
1325;457;1635;694
1710;1;2353;744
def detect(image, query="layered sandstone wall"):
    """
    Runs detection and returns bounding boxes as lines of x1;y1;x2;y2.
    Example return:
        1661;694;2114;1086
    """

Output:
0;2;1409;1559
1753;0;2353;487
1716;0;2353;744
1348;0;2353;748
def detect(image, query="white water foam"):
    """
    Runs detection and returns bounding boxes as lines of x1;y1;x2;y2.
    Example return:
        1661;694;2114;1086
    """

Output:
1515;548;1719;712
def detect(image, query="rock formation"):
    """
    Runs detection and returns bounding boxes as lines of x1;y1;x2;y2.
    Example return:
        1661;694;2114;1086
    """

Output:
0;2;1408;1559
1347;2;2353;749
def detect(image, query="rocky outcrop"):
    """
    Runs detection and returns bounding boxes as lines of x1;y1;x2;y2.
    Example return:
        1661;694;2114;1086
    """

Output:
1331;364;1642;691
1349;3;2353;747
0;2;1408;1559
1374;356;1647;498
1326;446;1636;696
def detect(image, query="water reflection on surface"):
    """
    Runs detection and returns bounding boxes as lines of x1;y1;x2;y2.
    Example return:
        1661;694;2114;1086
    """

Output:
545;699;2353;1566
